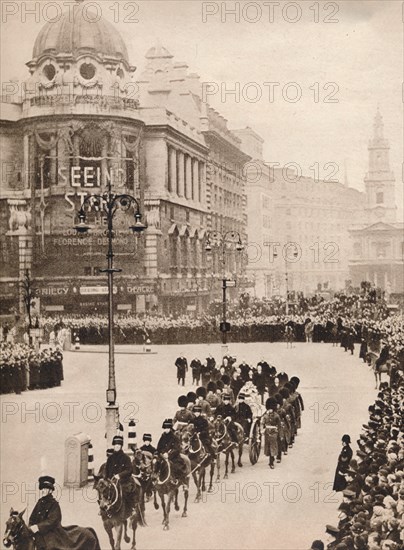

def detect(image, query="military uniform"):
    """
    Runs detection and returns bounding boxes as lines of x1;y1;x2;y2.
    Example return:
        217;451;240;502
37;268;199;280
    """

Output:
105;448;135;512
215;400;238;442
235;398;253;437
157;428;187;480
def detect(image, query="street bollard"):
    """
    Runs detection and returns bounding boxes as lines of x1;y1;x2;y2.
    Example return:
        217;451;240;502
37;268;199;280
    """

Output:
127;418;137;455
87;441;94;482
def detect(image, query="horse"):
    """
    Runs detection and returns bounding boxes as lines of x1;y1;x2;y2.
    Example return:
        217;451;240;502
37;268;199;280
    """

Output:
132;449;155;503
213;417;244;479
151;454;191;530
366;351;391;389
179;426;216;501
93;476;145;550
3;508;100;550
3;509;33;550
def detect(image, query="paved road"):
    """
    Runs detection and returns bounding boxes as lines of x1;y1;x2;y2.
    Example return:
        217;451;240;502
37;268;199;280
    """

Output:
1;342;379;549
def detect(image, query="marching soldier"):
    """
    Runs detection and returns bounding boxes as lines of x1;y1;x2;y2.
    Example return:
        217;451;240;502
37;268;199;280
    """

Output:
186;391;197;411
261;397;281;469
175;355;188;386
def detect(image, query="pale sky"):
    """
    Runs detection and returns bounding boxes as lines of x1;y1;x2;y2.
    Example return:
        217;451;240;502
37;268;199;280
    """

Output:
1;0;403;217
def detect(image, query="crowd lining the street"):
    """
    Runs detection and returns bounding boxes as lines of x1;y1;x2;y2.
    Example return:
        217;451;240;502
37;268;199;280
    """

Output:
0;343;64;394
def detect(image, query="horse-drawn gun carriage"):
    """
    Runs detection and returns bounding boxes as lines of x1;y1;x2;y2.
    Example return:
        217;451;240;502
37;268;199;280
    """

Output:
239;382;266;465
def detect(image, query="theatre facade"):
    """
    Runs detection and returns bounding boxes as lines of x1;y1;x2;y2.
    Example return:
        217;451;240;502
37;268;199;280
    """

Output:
0;4;249;316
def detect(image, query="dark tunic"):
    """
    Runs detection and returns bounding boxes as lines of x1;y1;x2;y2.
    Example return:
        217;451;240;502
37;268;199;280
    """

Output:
235;401;253;436
29;494;100;550
333;444;353;492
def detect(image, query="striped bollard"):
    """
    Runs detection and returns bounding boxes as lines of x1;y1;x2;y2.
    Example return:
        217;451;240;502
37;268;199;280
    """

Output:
127;419;137;455
87;442;94;482
74;334;80;351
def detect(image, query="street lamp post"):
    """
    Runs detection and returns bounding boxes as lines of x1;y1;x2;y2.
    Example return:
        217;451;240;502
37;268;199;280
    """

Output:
74;185;146;447
205;230;244;357
274;248;298;316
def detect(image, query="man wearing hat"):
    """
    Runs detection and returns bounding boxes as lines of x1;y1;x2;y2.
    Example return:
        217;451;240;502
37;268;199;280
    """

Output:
174;395;195;428
261;398;281;468
215;393;239;444
106;435;136;513
175;355;188;386
157;419;187;482
190;357;202;386
195;386;212;417
97;448;114;479
206;381;221;413
190;405;216;458
140;434;156;455
29;476;100;549
333;435;353;492
234;393;253;439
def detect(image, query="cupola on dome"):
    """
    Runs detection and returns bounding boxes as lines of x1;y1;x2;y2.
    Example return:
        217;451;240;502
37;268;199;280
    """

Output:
31;1;130;65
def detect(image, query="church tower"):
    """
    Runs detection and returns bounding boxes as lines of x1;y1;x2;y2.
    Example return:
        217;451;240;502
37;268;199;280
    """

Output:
364;108;397;223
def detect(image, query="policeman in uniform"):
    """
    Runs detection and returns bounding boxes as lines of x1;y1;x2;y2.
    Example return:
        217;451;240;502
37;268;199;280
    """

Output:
215;393;238;444
235;392;253;439
190;405;216;457
105;435;136;513
157;419;187;482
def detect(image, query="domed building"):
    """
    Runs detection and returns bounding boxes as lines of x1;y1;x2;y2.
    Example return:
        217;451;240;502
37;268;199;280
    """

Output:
0;2;249;317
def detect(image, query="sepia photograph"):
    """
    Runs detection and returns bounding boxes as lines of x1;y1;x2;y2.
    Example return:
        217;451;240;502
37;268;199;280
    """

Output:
0;1;403;548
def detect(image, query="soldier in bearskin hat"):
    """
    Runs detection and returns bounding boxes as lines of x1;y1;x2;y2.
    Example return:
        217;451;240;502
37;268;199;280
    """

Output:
261;397;282;468
174;395;195;428
195;386;212;417
206;381;221;413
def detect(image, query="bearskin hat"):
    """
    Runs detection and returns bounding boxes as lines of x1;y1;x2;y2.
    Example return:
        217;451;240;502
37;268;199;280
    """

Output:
216;380;224;390
187;391;197;403
266;397;277;410
178;395;188;407
221;374;230;385
274;393;283;406
207;381;217;392
280;388;290;399
290;376;300;387
196;386;207;398
284;382;295;393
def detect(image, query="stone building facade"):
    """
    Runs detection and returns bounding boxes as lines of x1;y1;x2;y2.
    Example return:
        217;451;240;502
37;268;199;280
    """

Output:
0;5;248;316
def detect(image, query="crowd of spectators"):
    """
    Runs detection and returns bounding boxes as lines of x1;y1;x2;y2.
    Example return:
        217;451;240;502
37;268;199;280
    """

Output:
313;378;404;549
0;342;64;395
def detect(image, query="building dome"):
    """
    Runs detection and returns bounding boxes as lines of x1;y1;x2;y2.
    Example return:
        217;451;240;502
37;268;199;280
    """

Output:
31;2;129;65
